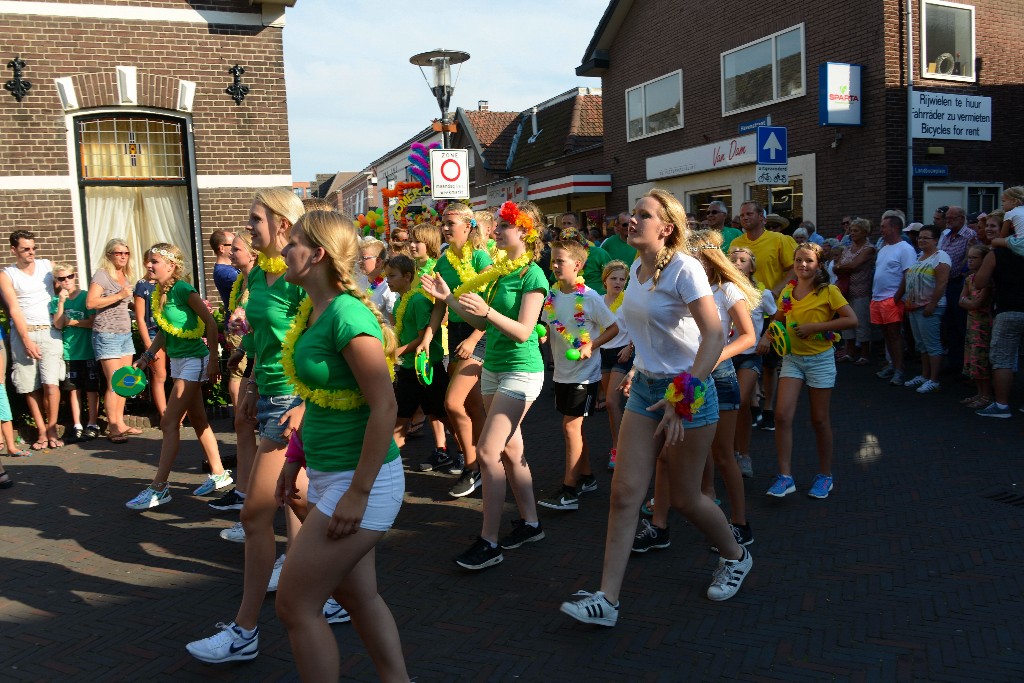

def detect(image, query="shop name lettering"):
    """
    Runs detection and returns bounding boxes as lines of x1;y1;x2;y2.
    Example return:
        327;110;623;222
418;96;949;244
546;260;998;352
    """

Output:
829;92;859;102
711;140;748;167
913;93;990;137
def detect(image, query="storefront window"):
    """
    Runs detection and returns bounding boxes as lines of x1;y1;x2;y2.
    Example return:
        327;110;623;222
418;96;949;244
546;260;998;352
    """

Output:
746;178;804;231
688;189;735;227
921;0;975;81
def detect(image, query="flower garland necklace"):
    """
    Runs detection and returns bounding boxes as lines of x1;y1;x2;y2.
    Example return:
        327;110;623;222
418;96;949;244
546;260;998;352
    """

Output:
779;280;838;341
453;251;533;298
607;290;625;312
281;296;395;411
258;253;287;275
368;276;384;291
152;283;205;339
543;276;590;360
445;242;480;292
228;274;247;311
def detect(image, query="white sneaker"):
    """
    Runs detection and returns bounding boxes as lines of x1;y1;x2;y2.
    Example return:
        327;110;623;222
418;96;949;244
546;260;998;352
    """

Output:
194;471;233;496
916;380;941;394
560;590;619;626
266;553;286;592
323;598;351;624
185;622;258;663
219;521;245;543
903;375;927;388
707;547;753;601
126;486;171;511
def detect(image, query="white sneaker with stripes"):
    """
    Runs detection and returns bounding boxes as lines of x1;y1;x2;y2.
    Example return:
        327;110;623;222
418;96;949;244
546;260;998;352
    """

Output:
560;590;619;626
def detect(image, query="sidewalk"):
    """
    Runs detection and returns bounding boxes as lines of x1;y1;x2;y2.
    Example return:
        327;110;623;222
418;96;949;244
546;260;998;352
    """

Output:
1;362;1022;682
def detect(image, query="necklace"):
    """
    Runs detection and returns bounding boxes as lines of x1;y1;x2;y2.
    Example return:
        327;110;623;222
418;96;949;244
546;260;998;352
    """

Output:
368;276;384;291
152;283;205;340
453;252;532;298
257;253;287;275
445;243;480;292
607;290;625;312
543;276;590;360
779;280;838;341
281;296;395;411
228;274;247;311
392;291;412;342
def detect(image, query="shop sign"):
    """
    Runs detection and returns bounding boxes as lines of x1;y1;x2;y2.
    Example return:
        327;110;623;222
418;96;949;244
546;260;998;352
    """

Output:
819;62;864;126
486;177;529;206
647;134;755;180
910;91;991;141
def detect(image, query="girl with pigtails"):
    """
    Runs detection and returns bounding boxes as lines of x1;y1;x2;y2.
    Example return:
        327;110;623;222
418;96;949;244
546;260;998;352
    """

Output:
560;189;751;628
125;243;229;511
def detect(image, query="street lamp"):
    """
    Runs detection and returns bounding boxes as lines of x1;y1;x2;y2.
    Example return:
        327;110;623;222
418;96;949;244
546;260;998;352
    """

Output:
410;49;470;149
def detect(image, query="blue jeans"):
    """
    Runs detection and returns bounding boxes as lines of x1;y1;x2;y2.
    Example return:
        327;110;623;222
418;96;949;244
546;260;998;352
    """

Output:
625;371;719;427
256;394;302;445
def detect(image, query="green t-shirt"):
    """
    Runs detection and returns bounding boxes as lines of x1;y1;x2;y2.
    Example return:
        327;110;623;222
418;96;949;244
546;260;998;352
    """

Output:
483;262;547;373
720;227;743;253
49;291;94;361
600;234;636;266
294;293;400;472
246;266;305;396
397;290;443;365
581;245;612;294
435;247;493;323
158;280;208;359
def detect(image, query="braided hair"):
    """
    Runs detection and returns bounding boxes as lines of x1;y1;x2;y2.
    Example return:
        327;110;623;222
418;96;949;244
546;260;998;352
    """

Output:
643;188;689;288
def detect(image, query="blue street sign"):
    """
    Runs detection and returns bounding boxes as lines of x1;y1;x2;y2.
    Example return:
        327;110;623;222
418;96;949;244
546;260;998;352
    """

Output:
756;126;788;165
913;164;948;177
738;115;771;134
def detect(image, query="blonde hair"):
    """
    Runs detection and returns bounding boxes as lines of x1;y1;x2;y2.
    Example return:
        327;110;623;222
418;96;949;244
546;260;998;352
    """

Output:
149;242;190;286
52;261;76;276
849;217;872;236
728;247;759;286
688;230;761;309
987;209;1005;223
1003;186;1024;206
410;222;442;259
253;188;305;234
302;197;334;212
642;188;689;288
442;202;485;249
360;237;387;259
294;211;396;357
508;201;544;263
793;242;831;291
234;229;257;256
99;238;135;281
550;240;588;266
474;210;495;233
602;260;629;284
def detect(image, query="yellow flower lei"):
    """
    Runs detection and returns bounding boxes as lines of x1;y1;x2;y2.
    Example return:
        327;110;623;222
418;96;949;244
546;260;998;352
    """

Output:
608;290;625;312
258;253;287;275
392;291;412;342
228;274;247;311
281;296;395;411
452;252;533;298
152;284;205;339
445;242;480;292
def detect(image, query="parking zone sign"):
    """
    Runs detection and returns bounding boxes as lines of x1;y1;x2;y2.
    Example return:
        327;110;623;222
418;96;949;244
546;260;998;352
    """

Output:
429;149;470;199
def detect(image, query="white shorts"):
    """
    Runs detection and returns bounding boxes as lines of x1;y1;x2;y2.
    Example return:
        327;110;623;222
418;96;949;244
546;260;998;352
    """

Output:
306;458;405;532
480;368;545;402
170;356;209;382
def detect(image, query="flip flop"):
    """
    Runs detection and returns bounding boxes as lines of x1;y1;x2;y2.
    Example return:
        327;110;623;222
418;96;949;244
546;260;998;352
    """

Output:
9;450;32;458
31;439;48;451
123;427;143;436
48;439;64;449
108;433;129;444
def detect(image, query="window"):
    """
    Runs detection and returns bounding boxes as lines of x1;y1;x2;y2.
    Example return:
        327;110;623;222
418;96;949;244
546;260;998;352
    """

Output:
746;179;805;228
626;70;683;141
721;25;805;116
921;0;975;82
688;188;734;226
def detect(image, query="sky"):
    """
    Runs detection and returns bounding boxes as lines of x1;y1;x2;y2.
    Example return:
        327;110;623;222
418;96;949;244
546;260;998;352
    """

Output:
282;0;608;182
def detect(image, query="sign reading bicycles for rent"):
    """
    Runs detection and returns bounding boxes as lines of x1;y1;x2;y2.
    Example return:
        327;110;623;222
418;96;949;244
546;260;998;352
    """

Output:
911;92;992;141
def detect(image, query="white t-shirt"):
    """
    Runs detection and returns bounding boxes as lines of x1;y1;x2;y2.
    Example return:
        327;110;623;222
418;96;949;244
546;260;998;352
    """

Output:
3;258;54;326
872;241;918;300
604;304;631;349
743;286;777;354
368;279;399;322
711;282;745;344
546;285;617;384
620;252;715;377
1006;206;1024;239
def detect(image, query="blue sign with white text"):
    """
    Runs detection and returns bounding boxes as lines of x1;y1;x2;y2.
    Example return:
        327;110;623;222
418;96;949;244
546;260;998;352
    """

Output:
739;115;771;134
756;126;788;165
913;165;948;177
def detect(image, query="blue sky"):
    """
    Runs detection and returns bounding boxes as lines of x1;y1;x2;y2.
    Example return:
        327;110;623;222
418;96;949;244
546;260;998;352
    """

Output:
282;0;607;181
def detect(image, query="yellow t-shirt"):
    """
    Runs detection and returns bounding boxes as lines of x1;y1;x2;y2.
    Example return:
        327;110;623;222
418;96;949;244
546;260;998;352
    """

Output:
730;230;798;291
778;284;848;356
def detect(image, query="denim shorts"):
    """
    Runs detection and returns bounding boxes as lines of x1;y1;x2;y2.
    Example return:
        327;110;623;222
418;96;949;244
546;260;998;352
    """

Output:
480;368;544;402
780;348;837;389
733;352;763;376
600;345;634;374
625;371;719;428
711;362;741;411
170;356;210;382
907;306;945;356
306;459;405;532
256;394;302;445
92;331;135;360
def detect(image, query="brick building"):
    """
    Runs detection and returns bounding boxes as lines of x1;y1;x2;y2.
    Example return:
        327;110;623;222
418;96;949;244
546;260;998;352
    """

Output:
0;0;297;303
577;0;1023;235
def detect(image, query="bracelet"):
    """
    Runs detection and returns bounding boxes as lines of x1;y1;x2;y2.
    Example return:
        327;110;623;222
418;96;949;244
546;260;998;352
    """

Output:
663;371;707;422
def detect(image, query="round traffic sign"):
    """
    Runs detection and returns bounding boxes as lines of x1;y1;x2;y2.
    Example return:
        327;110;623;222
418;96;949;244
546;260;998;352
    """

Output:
440;158;461;182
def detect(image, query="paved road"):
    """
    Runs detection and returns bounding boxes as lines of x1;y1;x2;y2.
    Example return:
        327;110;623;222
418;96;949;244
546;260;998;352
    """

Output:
2;362;1023;682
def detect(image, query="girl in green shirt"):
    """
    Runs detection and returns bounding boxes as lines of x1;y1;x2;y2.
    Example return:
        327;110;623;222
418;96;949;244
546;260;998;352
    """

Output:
421;200;548;571
273;210;408;682
127;243;228;512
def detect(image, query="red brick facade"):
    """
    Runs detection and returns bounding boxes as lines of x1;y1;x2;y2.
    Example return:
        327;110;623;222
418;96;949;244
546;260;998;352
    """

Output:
0;1;293;304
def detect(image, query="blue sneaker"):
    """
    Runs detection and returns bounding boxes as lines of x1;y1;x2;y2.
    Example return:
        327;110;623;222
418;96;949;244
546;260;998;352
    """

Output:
766;475;796;498
807;474;834;499
194;471;233;496
976;403;1011;419
126;485;172;510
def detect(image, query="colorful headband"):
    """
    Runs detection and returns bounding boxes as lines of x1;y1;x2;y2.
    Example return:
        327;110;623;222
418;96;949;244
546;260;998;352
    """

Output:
499;201;539;244
688;243;720;252
153;248;182;266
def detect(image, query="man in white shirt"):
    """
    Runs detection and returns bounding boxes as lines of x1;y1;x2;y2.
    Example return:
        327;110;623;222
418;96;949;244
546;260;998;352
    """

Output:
0;230;65;449
870;213;918;386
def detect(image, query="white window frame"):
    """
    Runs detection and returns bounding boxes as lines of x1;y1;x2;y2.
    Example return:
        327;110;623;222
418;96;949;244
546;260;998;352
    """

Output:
720;24;806;117
625;69;684;142
920;0;976;83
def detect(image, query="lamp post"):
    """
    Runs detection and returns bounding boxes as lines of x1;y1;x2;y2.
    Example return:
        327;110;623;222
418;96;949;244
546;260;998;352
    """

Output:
410;49;470;149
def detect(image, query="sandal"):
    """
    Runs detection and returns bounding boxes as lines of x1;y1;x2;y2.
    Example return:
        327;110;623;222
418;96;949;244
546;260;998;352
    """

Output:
108;432;129;444
8;449;32;458
836;354;852;363
123;427;143;436
0;472;12;489
31;439;48;451
48;439;64;449
854;357;870;365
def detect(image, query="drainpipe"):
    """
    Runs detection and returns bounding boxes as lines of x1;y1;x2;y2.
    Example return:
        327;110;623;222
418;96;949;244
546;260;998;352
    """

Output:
906;0;915;222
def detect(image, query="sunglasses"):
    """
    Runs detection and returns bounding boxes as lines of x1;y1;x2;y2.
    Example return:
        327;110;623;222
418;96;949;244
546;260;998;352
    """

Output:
56;274;76;282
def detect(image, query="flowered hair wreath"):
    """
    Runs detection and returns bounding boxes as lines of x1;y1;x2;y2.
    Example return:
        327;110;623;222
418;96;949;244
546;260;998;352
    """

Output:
499;201;539;244
152;247;183;266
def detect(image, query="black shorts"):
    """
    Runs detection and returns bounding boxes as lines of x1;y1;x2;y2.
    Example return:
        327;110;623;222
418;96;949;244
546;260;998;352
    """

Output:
600;345;634;374
448;321;486;362
394;363;449;420
61;358;100;392
554;381;599;417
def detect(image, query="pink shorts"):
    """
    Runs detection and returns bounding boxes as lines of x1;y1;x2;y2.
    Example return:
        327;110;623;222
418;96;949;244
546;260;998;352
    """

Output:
870;297;904;325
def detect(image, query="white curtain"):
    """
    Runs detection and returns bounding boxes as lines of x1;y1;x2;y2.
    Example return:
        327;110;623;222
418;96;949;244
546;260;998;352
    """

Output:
85;186;192;283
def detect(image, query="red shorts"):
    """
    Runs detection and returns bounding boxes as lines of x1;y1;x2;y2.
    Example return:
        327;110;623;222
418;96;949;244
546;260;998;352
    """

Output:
870;297;904;325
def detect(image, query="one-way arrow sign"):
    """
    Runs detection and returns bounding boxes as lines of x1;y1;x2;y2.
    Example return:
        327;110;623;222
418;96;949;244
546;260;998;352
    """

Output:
756;126;788;165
